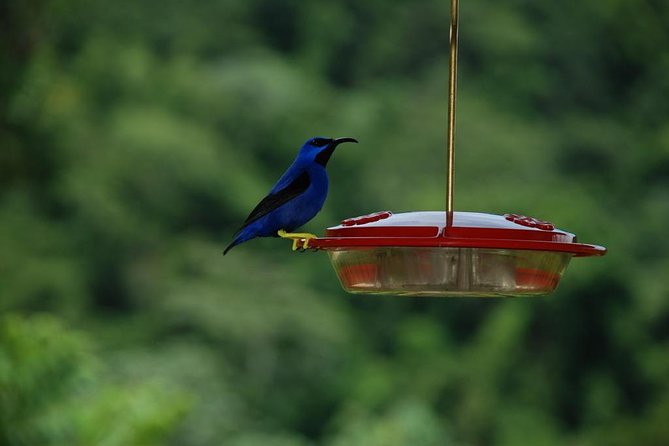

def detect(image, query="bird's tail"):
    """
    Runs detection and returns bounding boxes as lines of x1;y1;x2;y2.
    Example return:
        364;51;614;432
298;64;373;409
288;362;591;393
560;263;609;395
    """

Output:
223;229;255;255
223;242;236;256
223;237;241;255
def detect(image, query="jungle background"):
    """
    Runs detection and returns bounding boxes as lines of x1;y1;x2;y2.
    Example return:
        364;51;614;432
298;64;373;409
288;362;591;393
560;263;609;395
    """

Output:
2;0;669;445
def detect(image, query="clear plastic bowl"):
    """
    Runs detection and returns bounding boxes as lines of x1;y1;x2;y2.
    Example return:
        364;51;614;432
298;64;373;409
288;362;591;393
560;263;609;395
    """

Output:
328;247;572;297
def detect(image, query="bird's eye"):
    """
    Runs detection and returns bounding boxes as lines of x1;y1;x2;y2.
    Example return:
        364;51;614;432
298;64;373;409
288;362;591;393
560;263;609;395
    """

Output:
312;138;329;147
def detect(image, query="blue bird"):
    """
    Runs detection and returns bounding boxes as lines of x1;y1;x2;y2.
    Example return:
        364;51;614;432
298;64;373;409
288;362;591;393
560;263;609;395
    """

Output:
224;136;358;255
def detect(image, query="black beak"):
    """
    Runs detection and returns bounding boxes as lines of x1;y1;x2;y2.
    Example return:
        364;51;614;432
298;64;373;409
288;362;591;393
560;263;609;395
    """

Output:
315;137;358;166
333;137;358;145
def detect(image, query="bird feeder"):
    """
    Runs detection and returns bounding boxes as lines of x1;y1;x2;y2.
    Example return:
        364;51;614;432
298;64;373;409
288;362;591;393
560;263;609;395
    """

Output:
292;0;606;296
299;211;604;296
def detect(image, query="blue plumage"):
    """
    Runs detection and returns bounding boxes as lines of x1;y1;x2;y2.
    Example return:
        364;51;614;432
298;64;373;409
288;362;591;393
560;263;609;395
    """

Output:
224;136;357;254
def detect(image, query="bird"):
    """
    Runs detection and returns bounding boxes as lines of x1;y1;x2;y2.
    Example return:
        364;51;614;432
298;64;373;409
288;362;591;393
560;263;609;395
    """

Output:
224;136;358;255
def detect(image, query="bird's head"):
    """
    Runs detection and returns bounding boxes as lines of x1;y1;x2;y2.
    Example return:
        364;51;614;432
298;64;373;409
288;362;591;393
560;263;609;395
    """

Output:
299;136;358;167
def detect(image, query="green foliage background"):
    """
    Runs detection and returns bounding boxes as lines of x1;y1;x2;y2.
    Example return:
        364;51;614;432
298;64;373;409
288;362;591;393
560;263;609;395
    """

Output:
1;0;669;444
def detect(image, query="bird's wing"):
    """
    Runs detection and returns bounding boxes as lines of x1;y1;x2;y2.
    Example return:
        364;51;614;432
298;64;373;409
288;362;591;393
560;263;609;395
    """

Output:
239;170;311;228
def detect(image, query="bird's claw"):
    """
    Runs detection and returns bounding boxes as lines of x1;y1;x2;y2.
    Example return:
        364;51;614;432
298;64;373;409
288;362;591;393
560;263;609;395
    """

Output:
278;229;318;251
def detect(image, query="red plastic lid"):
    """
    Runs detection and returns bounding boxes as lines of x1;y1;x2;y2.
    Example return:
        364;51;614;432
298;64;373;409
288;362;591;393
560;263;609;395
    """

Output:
305;211;606;257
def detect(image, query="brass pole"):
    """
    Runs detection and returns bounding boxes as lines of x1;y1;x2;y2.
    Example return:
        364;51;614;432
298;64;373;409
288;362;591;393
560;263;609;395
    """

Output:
446;0;459;223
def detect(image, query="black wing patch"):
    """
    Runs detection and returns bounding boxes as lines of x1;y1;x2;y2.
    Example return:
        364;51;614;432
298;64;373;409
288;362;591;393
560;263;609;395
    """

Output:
238;171;311;229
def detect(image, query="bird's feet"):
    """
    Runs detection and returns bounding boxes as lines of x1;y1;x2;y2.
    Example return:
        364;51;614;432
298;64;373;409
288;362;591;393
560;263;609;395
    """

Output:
278;229;318;251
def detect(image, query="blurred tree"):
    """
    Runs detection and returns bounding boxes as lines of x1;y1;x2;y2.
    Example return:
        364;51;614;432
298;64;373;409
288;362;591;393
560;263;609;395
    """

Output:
0;314;187;446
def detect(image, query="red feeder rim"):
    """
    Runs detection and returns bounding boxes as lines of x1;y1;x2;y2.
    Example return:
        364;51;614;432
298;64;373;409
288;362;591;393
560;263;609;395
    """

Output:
300;211;606;257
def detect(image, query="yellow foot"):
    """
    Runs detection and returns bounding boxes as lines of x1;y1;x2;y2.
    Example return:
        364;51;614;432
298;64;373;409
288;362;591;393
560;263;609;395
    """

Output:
278;229;318;251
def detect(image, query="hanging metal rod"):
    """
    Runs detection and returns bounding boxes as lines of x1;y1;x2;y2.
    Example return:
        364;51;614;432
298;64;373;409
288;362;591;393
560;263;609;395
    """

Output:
446;0;459;219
